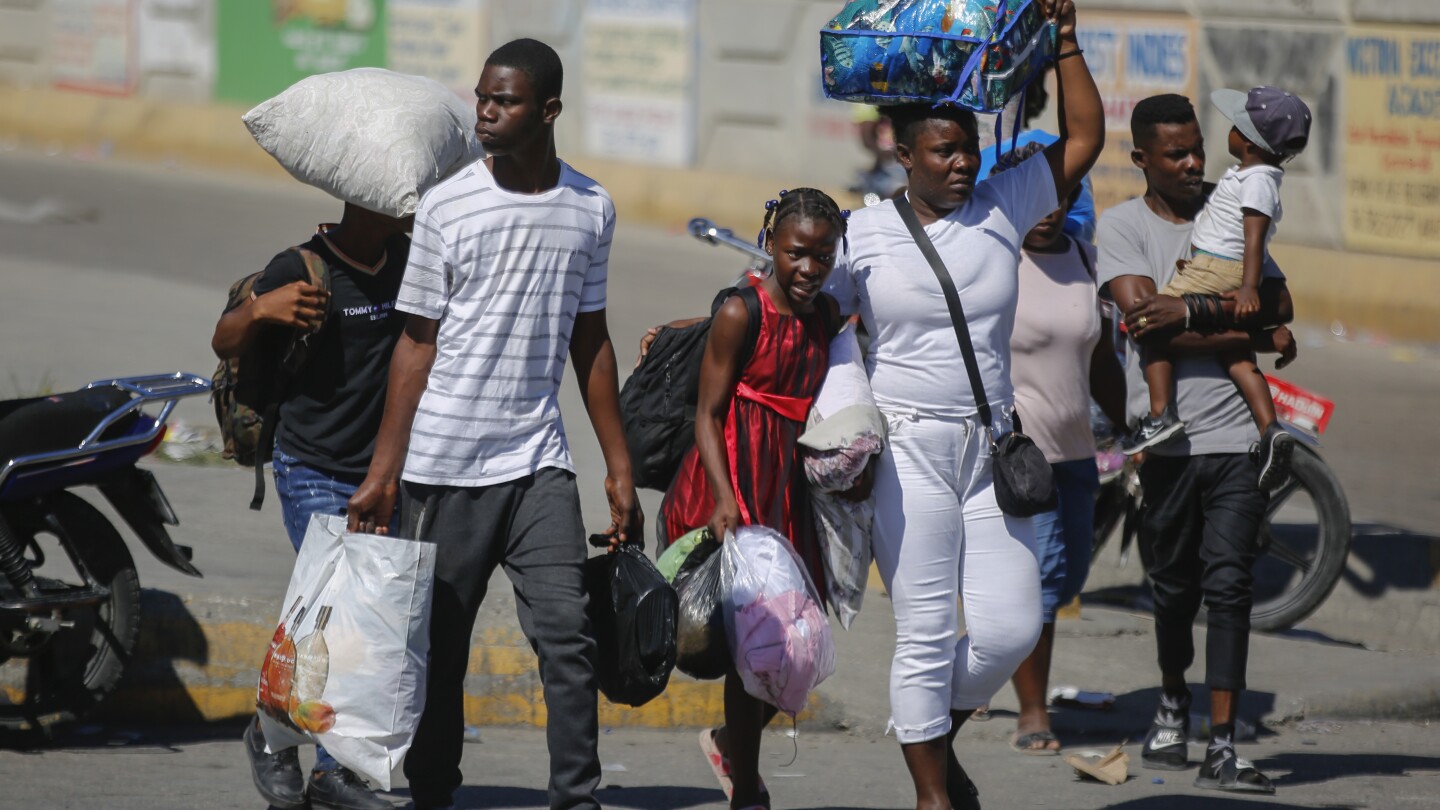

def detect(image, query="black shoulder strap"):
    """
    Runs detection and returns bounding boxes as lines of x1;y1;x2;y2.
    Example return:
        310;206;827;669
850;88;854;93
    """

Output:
893;196;993;429
735;285;763;371
815;293;839;340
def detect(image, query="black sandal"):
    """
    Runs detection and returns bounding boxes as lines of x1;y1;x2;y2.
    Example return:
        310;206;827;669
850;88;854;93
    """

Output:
1194;748;1275;794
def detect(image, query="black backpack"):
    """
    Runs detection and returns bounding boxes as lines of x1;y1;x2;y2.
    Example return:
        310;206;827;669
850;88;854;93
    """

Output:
620;285;763;491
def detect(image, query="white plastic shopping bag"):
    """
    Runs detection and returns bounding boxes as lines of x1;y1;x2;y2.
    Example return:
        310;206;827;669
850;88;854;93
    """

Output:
257;514;436;789
720;527;836;715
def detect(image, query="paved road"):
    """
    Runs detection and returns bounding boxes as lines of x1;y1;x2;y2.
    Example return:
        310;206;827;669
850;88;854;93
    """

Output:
1;721;1437;810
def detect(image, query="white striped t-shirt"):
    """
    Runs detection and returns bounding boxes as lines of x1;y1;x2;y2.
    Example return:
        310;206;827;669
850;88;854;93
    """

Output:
396;159;613;487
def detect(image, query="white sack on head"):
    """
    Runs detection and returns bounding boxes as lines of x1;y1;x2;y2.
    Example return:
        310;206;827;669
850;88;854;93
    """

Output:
244;68;483;217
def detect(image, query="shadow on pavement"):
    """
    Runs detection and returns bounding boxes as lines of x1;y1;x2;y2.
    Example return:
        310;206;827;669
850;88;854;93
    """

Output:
439;784;721;808
94;589;214;726
0;589;217;749
1083;583;1153;614
1260;750;1440;788
1099;799;1318;809
1342;524;1440;598
1046;687;1280;743
8;719;252;752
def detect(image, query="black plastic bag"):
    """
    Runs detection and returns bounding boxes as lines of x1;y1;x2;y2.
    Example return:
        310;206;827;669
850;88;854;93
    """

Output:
584;544;679;707
672;537;730;680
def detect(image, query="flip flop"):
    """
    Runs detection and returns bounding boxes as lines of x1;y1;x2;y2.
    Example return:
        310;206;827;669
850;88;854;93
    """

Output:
698;727;769;803
699;728;735;800
969;705;992;722
1011;730;1061;756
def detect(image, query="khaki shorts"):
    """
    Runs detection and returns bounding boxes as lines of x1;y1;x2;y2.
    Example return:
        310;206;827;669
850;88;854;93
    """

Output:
1161;250;1245;296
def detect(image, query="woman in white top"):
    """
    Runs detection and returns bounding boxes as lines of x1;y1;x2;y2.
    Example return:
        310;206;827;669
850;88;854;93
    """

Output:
975;144;1127;755
822;2;1105;807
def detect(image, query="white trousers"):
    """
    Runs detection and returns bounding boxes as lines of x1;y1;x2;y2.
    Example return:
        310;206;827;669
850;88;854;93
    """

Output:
873;409;1043;744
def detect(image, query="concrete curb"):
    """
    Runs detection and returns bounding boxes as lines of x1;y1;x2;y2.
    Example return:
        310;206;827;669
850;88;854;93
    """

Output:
5;84;1439;342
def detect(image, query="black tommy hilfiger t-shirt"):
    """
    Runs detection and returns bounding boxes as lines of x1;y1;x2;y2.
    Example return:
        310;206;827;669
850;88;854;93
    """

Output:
249;227;410;477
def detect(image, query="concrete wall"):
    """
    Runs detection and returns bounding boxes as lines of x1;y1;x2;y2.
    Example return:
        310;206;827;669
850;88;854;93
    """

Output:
2;0;1440;263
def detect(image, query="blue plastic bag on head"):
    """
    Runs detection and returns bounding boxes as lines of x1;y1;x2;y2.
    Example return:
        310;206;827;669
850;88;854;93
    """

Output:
820;0;1057;111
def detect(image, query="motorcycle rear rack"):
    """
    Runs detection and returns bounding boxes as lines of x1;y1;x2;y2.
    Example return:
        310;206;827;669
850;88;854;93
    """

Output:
688;217;773;285
0;372;211;491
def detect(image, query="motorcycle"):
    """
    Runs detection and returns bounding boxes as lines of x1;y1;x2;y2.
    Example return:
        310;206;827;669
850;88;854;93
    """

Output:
0;372;210;735
1092;376;1352;632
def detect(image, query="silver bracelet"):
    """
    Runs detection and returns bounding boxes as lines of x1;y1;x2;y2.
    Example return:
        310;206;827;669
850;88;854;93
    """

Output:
1183;297;1192;331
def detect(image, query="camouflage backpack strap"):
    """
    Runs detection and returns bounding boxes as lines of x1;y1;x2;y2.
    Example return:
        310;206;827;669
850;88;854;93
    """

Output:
279;246;332;374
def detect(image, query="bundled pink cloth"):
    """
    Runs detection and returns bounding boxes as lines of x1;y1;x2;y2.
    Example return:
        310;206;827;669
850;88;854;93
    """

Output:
721;526;836;715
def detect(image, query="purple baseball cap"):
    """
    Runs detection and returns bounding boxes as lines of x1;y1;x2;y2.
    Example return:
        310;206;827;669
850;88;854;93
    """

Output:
1212;86;1312;157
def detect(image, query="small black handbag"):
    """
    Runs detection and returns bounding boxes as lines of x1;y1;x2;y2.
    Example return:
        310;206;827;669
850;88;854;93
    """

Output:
893;196;1058;518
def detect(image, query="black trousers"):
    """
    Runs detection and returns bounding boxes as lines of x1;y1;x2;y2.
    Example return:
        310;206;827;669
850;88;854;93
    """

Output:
1138;453;1268;692
400;468;600;810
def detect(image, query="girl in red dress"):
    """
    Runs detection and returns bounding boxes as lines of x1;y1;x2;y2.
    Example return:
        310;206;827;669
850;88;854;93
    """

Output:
660;188;847;810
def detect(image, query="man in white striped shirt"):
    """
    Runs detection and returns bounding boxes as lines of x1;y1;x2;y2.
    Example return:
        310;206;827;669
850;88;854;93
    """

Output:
348;39;642;810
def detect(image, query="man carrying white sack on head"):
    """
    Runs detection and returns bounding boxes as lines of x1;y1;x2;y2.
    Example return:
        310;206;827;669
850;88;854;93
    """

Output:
211;68;481;810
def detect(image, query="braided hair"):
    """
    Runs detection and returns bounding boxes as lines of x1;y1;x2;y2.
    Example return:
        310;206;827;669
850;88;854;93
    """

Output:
758;187;848;252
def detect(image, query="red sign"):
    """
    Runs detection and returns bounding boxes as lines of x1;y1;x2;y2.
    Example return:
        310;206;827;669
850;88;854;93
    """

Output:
1266;376;1335;435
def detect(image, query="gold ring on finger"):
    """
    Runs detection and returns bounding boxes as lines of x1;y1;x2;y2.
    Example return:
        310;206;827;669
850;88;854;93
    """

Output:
1138;316;1150;328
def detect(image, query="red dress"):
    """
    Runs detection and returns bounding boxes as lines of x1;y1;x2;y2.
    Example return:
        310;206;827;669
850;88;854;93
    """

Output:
659;287;831;592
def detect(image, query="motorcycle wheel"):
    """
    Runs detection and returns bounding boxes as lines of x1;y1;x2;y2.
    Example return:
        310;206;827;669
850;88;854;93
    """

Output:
0;491;142;736
1250;444;1352;632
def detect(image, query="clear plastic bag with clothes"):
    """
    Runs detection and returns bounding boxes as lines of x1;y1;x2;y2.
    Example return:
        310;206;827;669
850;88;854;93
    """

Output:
720;526;836;715
798;326;883;627
800;326;886;493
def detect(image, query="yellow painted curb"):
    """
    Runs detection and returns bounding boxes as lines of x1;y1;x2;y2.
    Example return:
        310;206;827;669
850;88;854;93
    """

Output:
1;614;821;728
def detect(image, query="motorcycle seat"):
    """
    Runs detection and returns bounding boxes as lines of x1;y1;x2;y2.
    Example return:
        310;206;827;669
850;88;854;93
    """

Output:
0;387;139;469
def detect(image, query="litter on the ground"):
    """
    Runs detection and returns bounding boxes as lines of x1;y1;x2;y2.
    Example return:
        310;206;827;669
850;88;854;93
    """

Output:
1064;742;1129;786
1049;686;1116;710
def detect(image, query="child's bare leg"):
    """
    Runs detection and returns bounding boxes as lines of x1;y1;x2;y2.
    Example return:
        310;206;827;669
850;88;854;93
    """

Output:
1124;344;1186;452
1222;350;1276;433
721;671;779;808
1142;345;1175;419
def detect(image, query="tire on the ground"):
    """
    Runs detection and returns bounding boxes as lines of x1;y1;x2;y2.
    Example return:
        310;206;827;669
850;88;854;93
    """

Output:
0;491;142;736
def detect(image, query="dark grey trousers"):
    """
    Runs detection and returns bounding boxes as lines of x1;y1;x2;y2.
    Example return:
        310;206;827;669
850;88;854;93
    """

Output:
400;467;600;810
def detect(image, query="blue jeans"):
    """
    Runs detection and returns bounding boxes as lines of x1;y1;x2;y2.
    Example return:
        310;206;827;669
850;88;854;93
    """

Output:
1034;458;1101;623
271;448;364;773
